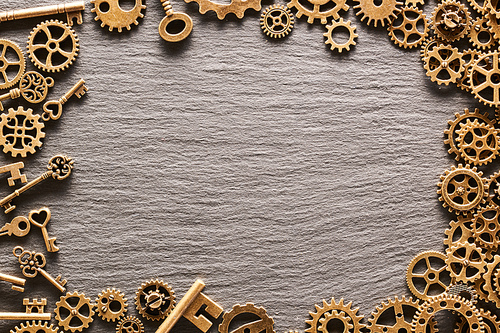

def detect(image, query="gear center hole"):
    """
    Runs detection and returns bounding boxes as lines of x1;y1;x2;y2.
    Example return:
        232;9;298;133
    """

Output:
110;300;123;313
329;26;351;45
373;0;383;7
324;318;347;333
118;0;137;11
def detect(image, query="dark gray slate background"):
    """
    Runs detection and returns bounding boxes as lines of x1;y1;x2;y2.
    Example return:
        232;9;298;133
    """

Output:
0;0;498;332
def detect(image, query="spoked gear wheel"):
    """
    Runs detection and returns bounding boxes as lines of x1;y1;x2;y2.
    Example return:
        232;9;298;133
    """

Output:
96;288;128;322
54;291;95;332
431;0;471;42
10;321;60;333
27;19;79;72
406;250;451;301
219;303;275;333
0;39;25;90
469;17;496;50
456;119;500;166
473;204;500;250
445;242;486;283
0;106;45;158
116;316;144;333
260;5;294;39
470;51;500;107
353;0;402;27
287;0;349;24
387;6;429;49
423;44;464;85
305;298;365;333
90;0;146;32
323;18;358;53
186;0;261;19
484;256;500;306
135;279;175;321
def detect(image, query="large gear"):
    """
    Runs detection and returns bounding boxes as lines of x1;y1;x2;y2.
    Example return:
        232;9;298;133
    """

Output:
473;204;500;250
437;164;488;215
27;19;79;72
90;0;146;32
305;298;364;333
116;316;144;333
186;0;261;19
135;279;175;321
445;241;486;282
352;0;402;27
260;5;294;39
423;44;464;86
470;51;500;107
96;288;128;322
0;39;25;90
456;119;500;166
0;106;45;158
219;303;275;333
431;0;471;42
10;321;60;333
387;6;429;49
54;291;95;332
469;17;496;50
286;0;348;24
406;250;451;301
323;18;358;53
483;255;500;306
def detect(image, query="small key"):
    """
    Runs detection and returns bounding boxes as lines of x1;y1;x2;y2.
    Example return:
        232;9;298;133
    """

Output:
29;207;59;253
0;71;54;111
0;161;27;186
0;155;74;214
43;79;87;121
0;272;26;292
0;1;85;26
13;246;67;293
159;0;193;42
0;216;30;237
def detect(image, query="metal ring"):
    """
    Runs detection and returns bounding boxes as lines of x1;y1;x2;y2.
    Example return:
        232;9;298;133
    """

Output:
158;13;193;42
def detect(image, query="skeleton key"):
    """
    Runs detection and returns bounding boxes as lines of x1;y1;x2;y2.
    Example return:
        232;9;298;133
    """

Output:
0;216;30;237
29;207;58;252
42;79;87;121
13;246;67;293
0;71;54;111
0;162;27;186
0;1;85;26
0;155;74;214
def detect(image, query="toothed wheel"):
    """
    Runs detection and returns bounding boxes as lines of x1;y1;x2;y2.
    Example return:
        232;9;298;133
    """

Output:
10;321;60;333
323;18;358;53
90;0;146;32
470;51;500;107
456;119;500;166
286;0;349;24
96;288;128;322
455;309;500;333
445;242;486;283
387;6;429;49
304;298;364;333
27;20;79;72
406;250;451;300
260;5;294;39
54;291;95;332
431;0;471;42
116;316;144;333
352;0;403;27
219;303;275;333
135;279;175;321
0;39;25;90
423;44;464;86
469;17;496;50
318;311;352;333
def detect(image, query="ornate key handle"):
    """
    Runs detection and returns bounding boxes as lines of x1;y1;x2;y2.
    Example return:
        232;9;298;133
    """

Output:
48;155;74;180
159;0;193;42
13;246;46;278
20;72;54;103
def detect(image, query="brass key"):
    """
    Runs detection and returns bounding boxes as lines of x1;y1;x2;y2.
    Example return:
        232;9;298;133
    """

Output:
0;161;27;186
0;298;52;320
0;71;54;111
0;1;85;26
29;207;59;253
0;155;74;214
43;79;87;121
159;0;193;42
0;272;26;292
0;216;30;237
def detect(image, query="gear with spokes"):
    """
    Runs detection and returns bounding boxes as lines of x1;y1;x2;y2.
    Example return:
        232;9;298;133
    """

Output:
135;279;175;321
287;0;349;24
406;250;451;300
470;51;500;107
387;6;429;49
305;298;364;333
260;5;294;38
456;119;500;166
0;39;25;90
431;0;471;42
423;44;464;86
116;316;144;333
323;18;358;53
54;291;95;332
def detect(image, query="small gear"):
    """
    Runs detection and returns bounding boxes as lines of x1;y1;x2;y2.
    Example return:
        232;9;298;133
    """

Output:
27;20;79;72
287;0;349;24
135;279;175;321
473;204;500;250
445;241;486;283
445;282;478;304
406;250;451;300
470;51;500;107
219;303;275;333
437;164;488;215
423;44;464;85
482;255;500;306
116;316;144;333
54;291;95;332
0;39;25;90
352;0;402;27
305;298;364;333
431;0;471;42
317;310;352;333
487;11;500;40
387;6;429;49
10;321;60;333
323;18;358;53
456;119;500;166
90;0;146;32
469;17;496;50
260;5;294;39
187;0;261;19
96;288;128;322
0;106;45;158
367;296;437;333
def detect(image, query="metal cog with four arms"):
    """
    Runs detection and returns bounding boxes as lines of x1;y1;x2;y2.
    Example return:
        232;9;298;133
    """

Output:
260;5;294;39
456;119;500;166
219;303;275;333
423;44;464;86
90;0;146;32
116;316;144;333
305;298;365;333
473;204;500;251
27;19;79;72
323;18;358;53
135;279;175;321
352;0;403;27
96;288;128;322
387;6;429;49
0;39;25;90
287;0;349;24
54;291;95;333
10;321;60;333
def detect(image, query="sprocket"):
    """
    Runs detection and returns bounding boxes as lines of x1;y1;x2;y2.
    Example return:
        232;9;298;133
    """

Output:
116;316;144;333
406;250;451;300
260;5;294;39
10;321;60;333
219;303;275;333
55;291;95;332
96;288;128;322
470;51;500;107
323;18;358;53
456;119;500;166
423;44;464;86
90;0;146;32
431;0;471;42
0;39;25;90
186;0;261;19
387;6;429;49
353;0;402;27
305;298;364;333
287;0;349;24
135;279;175;321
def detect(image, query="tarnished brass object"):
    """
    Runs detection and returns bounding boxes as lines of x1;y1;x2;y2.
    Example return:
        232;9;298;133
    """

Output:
0;272;25;292
96;288;128;322
10;321;61;333
0;39;25;90
219;303;276;333
260;5;294;39
135;279;176;321
431;0;471;42
159;0;193;42
0;216;31;238
91;0;146;32
0;1;84;26
186;0;261;19
0;298;51;321
117;316;144;333
287;0;348;24
353;0;402;27
445;241;486;282
323;18;358;53
0;107;45;158
0;71;55;111
0;162;27;186
43;79;87;121
55;291;95;332
29;207;59;253
406;250;451;300
387;6;429;49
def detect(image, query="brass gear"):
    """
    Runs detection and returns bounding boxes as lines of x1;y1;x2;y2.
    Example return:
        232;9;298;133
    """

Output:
445;282;478;304
90;0;146;32
469;17;496;50
470;51;500;107
489;171;500;206
287;0;349;24
27;19;79;72
0;39;25;90
55;291;95;332
456;119;500;166
431;0;471;42
96;288;128;322
186;0;261;19
487;10;500;40
445;241;486;283
483;255;500;306
387;6;429;49
219;303;275;333
406;250;451;301
467;0;487;14
352;0;402;27
456;49;481;91
476;309;500;333
305;298;364;333
260;5;294;39
420;37;444;60
473;204;500;250
0;106;45;158
135;279;175;321
323;18;358;53
367;296;437;333
318;310;352;333
10;321;60;333
437;164;488;215
423;44;464;85
474;277;490;302
116;316;144;333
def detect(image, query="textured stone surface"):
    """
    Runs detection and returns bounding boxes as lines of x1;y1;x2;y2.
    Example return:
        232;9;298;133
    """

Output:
0;0;497;332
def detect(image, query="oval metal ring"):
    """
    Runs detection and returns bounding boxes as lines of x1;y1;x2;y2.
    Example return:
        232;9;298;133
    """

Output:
159;13;193;42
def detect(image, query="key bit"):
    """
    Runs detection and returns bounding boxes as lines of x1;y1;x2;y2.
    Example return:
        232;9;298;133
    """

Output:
0;162;27;186
43;79;87;121
0;1;85;26
0;272;26;292
0;298;51;321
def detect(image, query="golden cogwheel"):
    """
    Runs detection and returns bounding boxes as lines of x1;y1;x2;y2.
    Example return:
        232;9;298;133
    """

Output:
90;0;146;32
469;17;496;50
323;18;357;53
186;0;261;19
55;291;95;332
27;20;79;72
456;49;481;91
305;298;364;333
482;255;500;306
474;204;500;250
353;0;402;27
445;242;486;283
487;11;500;40
367;296;437;333
456;119;500;166
10;321;60;333
0;39;25;90
454;309;500;333
431;0;471;42
96;288;128;322
470;51;500;107
437;164;487;214
260;5;294;39
412;294;483;333
0;106;45;158
423;44;464;85
387;6;429;49
406;250;451;301
116;316;144;333
219;303;275;333
135;279;175;321
287;0;349;24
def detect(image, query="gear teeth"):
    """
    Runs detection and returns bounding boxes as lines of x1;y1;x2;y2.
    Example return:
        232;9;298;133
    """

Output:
91;0;146;32
324;18;357;53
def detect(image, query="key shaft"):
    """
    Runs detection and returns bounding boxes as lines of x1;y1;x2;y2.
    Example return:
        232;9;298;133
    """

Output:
0;2;84;24
43;79;87;121
0;312;51;320
0;272;26;292
38;268;66;293
0;172;52;214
